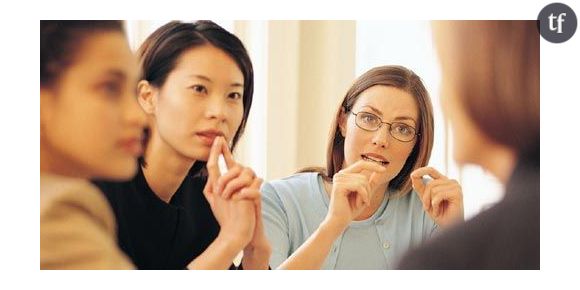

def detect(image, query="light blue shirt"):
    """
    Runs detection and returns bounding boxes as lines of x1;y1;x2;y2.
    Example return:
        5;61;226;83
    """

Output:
261;172;438;269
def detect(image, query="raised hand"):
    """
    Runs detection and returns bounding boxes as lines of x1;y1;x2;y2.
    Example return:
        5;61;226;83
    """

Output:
203;137;256;249
410;166;464;227
325;160;386;231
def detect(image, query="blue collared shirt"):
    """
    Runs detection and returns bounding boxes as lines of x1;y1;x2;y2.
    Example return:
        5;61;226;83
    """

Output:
261;172;438;269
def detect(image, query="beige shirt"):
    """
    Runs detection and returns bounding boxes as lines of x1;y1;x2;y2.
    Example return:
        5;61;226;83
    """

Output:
40;174;133;269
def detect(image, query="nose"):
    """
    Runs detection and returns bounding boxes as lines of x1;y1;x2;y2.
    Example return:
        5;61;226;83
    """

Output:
205;94;227;122
371;124;391;148
124;93;147;129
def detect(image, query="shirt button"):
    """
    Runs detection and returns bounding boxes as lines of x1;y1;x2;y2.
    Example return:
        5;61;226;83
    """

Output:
383;241;390;249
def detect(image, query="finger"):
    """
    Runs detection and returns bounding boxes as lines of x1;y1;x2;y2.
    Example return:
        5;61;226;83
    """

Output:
339;176;371;205
355;184;370;210
410;171;426;196
355;191;364;211
202;181;214;205
335;180;369;207
253;197;264;230
355;181;371;206
222;168;256;199
219;136;237;169
248;177;263;191
411;166;448;181
432;192;451;218
421;179;449;212
215;165;243;194
433;182;462;202
422;179;447;212
232;178;262;200
431;184;461;207
205;137;223;183
235;188;261;200
342;159;387;174
368;171;380;193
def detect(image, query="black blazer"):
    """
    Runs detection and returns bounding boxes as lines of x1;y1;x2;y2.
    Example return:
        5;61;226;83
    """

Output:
398;156;539;269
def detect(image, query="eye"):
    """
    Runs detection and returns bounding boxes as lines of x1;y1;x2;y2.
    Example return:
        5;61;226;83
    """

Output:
360;112;378;124
190;84;208;95
228;92;243;100
98;81;122;98
393;123;414;136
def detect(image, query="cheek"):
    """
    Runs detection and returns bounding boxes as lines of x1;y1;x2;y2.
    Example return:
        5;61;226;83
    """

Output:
226;104;245;141
157;94;198;135
342;126;364;163
385;142;415;178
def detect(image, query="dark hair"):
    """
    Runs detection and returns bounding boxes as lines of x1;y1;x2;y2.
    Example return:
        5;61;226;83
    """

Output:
40;20;125;88
302;65;434;197
137;21;254;175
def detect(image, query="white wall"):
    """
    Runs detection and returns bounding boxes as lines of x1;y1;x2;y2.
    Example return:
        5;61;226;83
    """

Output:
125;20;503;219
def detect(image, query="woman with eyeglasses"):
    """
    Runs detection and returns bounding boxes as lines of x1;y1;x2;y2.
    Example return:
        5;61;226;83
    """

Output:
262;65;464;269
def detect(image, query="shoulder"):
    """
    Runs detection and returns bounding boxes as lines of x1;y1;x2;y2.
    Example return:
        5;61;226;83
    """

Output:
399;196;539;269
41;174;114;225
40;175;133;269
261;172;324;213
261;172;320;199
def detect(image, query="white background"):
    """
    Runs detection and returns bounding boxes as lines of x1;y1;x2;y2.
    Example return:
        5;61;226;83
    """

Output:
1;0;577;289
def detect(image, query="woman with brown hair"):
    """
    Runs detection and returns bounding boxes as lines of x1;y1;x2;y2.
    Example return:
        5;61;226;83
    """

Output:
40;20;146;269
262;65;465;269
398;21;540;269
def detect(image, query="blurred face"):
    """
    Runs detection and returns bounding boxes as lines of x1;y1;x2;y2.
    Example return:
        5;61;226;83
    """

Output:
40;31;146;180
149;44;244;161
433;22;488;166
339;85;419;185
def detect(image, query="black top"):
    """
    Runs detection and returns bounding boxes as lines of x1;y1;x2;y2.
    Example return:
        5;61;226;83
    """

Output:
398;156;540;269
93;167;237;270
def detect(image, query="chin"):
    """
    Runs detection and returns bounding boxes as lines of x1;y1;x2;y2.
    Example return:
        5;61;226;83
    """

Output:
98;161;138;181
181;147;212;162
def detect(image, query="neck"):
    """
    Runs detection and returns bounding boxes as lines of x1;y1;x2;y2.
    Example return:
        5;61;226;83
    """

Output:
475;144;517;185
142;129;195;203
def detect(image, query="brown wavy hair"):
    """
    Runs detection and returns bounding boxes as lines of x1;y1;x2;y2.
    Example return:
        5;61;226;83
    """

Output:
302;65;434;197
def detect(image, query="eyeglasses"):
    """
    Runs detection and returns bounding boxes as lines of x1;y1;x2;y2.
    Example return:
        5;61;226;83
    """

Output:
351;111;419;142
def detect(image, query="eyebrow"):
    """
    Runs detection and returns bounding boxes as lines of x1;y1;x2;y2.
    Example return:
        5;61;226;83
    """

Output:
102;69;127;81
361;105;417;125
189;74;243;87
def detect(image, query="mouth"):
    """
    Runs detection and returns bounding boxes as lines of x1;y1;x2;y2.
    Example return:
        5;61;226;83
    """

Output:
196;129;225;146
118;137;143;156
361;154;390;167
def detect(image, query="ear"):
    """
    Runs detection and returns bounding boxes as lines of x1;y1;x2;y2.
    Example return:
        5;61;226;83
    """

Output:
137;80;157;114
338;107;347;137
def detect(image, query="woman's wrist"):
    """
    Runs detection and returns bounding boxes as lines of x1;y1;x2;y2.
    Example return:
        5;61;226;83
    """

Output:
319;218;347;238
215;231;247;257
242;242;272;269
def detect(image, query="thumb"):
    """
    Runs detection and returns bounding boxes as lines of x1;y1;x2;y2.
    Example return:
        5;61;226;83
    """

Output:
410;171;426;195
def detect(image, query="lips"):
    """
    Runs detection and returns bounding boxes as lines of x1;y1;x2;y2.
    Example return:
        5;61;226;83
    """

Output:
118;137;143;156
196;129;225;146
361;153;390;166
